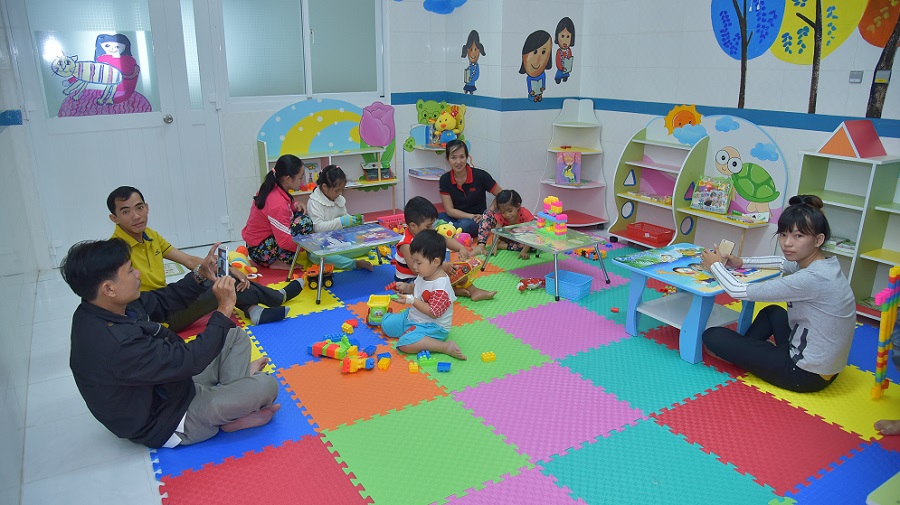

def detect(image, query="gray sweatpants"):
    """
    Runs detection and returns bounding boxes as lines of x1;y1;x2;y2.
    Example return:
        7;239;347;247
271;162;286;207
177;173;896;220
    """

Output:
177;327;278;445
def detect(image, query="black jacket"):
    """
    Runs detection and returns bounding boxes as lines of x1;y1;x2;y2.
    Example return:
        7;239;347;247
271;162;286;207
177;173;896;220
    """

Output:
69;274;235;448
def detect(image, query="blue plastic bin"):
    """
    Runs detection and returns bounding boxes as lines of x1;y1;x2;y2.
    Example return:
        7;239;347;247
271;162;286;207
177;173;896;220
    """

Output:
545;270;592;301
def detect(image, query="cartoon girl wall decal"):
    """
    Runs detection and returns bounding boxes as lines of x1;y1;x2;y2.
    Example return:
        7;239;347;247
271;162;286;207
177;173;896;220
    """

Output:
94;34;139;104
462;30;485;95
554;17;575;84
519;30;552;102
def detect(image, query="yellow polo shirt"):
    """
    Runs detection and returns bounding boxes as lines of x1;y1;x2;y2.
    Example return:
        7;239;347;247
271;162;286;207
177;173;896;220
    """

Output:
111;226;172;291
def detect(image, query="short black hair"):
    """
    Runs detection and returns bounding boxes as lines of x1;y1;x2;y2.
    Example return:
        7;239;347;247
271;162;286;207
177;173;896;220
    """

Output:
409;229;446;263
496;189;522;207
317;164;347;188
404;196;439;226
61;238;132;301
107;186;145;214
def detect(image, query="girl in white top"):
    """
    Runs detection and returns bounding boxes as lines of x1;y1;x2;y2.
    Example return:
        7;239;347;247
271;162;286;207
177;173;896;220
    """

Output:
306;165;373;271
700;195;855;393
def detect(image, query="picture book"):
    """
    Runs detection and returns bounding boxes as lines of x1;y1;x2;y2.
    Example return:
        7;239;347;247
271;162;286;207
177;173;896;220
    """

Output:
614;244;779;294
555;151;581;185
562;57;573;73
408;167;446;177
530;80;542;94
690;176;732;214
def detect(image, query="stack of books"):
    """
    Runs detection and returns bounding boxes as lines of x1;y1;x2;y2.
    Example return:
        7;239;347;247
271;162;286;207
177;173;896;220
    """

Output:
823;237;855;254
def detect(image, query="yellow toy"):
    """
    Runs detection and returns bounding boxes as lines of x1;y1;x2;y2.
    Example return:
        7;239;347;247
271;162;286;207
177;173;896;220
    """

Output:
449;257;483;289
228;246;259;279
435;222;461;239
432;104;466;145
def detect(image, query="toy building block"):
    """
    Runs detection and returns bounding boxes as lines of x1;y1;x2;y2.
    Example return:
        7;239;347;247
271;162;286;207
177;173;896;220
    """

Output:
408;361;419;373
481;351;496;362
437;362;451;372
377;352;391;361
360;344;378;358
341;322;354;334
311;335;358;360
342;355;377;373
419;357;438;367
345;319;359;328
377;357;391;370
417;350;431;360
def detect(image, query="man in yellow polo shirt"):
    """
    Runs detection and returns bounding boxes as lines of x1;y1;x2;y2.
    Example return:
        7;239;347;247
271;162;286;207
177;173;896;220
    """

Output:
108;186;304;332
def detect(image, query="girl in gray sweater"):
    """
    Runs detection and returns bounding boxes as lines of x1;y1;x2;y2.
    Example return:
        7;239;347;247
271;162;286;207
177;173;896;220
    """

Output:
700;195;855;393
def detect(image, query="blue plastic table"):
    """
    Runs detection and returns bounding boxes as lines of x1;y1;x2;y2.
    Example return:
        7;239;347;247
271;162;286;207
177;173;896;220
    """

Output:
613;244;780;363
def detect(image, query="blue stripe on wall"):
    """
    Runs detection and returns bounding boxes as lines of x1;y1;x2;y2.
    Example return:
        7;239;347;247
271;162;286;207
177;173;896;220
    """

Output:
390;93;900;139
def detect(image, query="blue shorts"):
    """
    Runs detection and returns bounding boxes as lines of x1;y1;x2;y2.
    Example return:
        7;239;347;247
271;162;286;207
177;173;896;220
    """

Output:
381;309;449;347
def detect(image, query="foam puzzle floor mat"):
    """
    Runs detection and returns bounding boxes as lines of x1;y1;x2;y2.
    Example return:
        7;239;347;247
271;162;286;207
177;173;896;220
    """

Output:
154;245;900;504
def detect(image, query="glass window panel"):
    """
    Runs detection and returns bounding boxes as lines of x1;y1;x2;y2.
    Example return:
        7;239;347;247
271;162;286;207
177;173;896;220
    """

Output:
27;0;158;118
308;0;377;93
180;0;203;110
222;0;304;97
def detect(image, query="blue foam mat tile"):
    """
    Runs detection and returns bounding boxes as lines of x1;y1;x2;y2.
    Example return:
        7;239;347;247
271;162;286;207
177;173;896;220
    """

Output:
559;336;732;414
247;306;386;367
150;379;318;479
325;263;397;303
787;441;900;504
847;323;900;384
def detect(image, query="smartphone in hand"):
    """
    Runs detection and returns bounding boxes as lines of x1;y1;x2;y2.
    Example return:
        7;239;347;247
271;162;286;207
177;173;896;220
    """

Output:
216;245;229;278
718;239;735;258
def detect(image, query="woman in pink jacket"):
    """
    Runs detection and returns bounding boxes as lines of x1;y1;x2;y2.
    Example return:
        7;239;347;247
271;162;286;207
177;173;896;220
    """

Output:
242;155;314;269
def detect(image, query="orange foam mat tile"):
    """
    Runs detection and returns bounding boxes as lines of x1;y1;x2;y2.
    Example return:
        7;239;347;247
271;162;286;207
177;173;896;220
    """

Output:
279;346;447;431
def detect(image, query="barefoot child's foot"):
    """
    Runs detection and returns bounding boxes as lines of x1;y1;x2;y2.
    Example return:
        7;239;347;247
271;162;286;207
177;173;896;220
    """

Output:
443;340;467;360
268;261;292;270
469;286;496;301
250;356;270;374
875;418;900;436
356;259;374;271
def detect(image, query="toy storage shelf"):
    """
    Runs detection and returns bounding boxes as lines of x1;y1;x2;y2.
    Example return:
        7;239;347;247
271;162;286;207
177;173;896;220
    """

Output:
538;99;608;229
797;150;900;320
258;139;396;218
609;129;701;247
677;208;770;230
402;145;448;208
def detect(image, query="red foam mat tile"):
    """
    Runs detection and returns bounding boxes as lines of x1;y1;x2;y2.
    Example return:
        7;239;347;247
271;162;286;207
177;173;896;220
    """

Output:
652;381;866;495
160;434;371;505
642;324;745;377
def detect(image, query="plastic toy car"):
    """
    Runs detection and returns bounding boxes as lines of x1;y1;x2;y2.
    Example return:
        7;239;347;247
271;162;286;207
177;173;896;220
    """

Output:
306;263;335;289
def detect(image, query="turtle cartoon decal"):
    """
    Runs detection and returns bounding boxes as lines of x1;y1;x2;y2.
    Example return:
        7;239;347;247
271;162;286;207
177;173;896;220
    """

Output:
715;146;780;221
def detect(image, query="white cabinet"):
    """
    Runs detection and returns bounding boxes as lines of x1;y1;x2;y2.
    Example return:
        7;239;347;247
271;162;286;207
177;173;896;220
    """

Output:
798;150;900;319
537;99;607;228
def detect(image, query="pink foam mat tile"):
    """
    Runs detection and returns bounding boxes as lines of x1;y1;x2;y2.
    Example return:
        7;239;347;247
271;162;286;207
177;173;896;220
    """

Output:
508;256;628;291
490;301;629;359
454;362;645;463
442;466;588;505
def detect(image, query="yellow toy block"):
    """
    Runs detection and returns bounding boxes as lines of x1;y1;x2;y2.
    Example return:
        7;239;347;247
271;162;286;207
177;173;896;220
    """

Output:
341;322;354;334
378;357;391;370
408;361;419;373
481;351;496;362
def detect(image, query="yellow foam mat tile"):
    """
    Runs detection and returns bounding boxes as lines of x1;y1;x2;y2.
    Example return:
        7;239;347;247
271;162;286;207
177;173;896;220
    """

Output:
184;330;275;373
740;365;900;441
724;301;787;318
234;279;342;327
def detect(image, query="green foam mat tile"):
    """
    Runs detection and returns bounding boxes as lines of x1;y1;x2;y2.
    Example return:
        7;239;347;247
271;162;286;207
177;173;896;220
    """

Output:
542;420;778;504
559;336;732;414
322;395;532;505
481;249;553;272
457;271;555;320
576;284;664;332
410;319;552;392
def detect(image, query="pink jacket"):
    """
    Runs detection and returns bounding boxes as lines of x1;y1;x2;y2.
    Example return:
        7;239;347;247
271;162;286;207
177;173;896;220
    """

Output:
242;185;296;251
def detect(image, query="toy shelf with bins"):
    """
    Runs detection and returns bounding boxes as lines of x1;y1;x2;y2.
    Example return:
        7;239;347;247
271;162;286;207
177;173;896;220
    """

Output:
797;150;900;319
609;129;697;248
257;139;398;221
401;144;448;208
537;99;607;228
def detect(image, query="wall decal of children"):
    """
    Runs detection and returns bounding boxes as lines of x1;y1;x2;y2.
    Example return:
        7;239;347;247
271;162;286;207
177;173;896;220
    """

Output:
554;17;575;84
462;30;485;95
519;30;552;102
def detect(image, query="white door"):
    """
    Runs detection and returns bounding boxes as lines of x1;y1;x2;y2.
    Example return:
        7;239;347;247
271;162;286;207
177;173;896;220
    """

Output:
7;0;227;265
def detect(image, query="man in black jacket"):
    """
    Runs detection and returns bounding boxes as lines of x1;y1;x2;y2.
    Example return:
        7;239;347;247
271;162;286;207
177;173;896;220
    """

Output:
61;238;280;448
